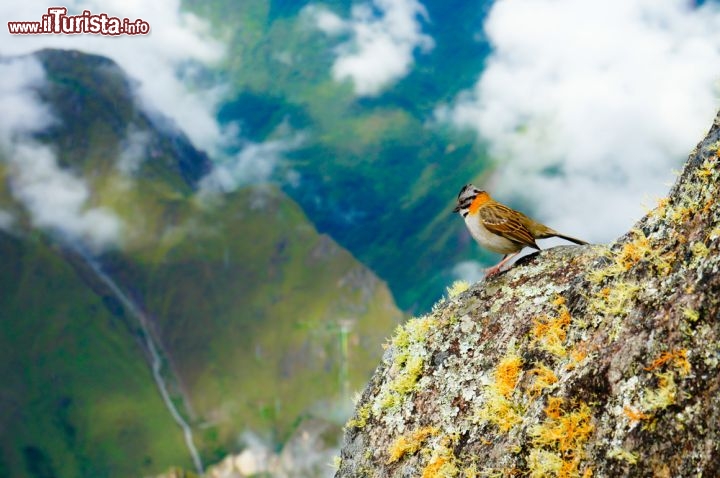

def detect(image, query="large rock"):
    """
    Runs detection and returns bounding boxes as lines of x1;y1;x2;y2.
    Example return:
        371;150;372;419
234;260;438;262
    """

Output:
337;111;720;477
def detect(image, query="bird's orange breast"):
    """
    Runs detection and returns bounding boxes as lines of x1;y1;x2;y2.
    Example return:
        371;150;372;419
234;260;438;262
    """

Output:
468;191;491;215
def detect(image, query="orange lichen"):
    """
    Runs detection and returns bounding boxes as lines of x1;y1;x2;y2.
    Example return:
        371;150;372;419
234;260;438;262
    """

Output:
609;229;675;275
386;426;438;464
496;354;523;398
654;197;669;217
701;198;715;215
644;349;691;376
616;232;652;270
421;435;459;478
528;364;559;398
542;404;595;454
530;397;594;478
422;455;450;478
566;342;589;371
532;300;571;357
623;406;650;422
544;397;565;420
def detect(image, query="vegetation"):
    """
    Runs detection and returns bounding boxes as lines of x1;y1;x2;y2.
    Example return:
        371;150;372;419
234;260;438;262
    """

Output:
0;49;402;477
183;0;496;311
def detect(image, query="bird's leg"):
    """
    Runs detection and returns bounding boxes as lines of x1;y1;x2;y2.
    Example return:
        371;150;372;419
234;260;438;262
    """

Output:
485;252;521;277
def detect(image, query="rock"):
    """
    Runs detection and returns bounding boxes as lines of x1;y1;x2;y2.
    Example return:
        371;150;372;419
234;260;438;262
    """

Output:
336;110;720;477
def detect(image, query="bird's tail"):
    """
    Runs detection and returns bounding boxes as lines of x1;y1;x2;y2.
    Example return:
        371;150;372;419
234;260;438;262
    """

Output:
552;233;588;246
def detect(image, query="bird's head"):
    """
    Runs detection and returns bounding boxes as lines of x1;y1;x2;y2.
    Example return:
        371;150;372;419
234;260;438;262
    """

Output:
453;184;488;216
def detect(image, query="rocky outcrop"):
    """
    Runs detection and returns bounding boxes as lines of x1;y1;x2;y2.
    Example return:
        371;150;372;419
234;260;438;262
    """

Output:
336;111;720;477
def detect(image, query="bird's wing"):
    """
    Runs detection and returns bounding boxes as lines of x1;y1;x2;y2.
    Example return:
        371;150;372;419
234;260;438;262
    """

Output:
477;202;539;249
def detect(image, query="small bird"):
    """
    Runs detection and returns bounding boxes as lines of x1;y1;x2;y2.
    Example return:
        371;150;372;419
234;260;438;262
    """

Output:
453;184;588;277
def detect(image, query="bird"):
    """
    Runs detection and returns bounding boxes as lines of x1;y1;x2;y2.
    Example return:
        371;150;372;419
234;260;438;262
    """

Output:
453;184;588;277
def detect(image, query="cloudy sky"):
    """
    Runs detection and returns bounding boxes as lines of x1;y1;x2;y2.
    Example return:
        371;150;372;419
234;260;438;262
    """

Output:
2;0;720;255
1;0;224;150
442;0;720;244
0;56;121;249
307;0;434;96
0;1;225;249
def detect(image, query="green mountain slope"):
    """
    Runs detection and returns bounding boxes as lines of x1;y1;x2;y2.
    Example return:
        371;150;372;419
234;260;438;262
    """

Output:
183;0;496;311
0;49;402;476
102;185;402;460
0;232;191;477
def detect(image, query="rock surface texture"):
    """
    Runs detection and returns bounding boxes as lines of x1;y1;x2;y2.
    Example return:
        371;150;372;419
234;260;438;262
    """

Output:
336;111;720;478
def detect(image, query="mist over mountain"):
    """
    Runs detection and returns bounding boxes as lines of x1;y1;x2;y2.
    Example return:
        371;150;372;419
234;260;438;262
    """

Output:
2;1;720;477
0;49;400;477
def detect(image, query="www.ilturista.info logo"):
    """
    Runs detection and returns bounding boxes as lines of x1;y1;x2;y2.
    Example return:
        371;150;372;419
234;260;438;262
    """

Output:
8;7;150;35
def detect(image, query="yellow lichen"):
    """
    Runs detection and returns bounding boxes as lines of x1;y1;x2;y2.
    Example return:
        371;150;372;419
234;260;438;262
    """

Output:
608;447;638;465
590;281;640;319
669;204;693;224
544;397;565;420
529;398;594;478
696;158;715;181
386;426;439;464
346;403;372;429
476;387;523;433
405;315;438;343
682;307;700;323
641;372;677;412
476;351;527;432
390;315;438;350
533;401;594;453
532;302;571;357
644;349;691;376
447;280;470;298
651;197;669;219
616;232;652;270
701;198;714;215
588;230;675;283
690;241;709;266
390;324;411;349
566;342;589;371
527;449;564;478
528;364;559;398
421;436;460;478
378;314;438;410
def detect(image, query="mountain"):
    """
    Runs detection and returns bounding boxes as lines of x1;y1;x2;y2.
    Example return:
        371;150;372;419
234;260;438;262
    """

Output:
336;111;720;476
0;231;193;477
183;0;497;311
0;49;402;477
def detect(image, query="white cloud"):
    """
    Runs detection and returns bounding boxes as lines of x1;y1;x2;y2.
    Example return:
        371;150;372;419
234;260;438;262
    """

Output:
199;132;305;194
9;142;122;250
0;0;225;151
0;55;53;143
307;0;434;96
0;56;121;250
441;0;720;243
452;260;486;284
311;7;346;35
117;126;151;175
2;3;299;193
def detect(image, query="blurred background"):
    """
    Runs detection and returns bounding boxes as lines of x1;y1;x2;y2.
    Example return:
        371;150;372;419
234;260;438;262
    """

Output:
1;0;719;476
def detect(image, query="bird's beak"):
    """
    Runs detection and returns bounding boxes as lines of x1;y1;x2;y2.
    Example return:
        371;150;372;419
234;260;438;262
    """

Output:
452;205;460;213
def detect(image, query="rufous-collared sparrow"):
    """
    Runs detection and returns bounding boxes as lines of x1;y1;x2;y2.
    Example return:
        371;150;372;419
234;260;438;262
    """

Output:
453;184;587;276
